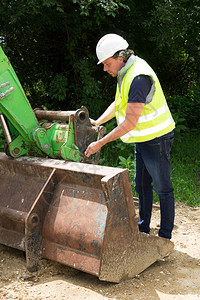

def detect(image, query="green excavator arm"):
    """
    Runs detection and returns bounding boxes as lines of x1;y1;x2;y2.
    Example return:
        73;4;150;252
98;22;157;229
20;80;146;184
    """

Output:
0;46;105;162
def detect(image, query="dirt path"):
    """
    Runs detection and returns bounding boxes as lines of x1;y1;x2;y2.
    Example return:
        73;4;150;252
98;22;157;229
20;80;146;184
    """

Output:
0;202;199;300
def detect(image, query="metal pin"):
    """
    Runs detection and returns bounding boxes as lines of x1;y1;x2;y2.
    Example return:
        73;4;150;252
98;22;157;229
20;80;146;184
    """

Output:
0;82;10;89
0;114;12;143
0;87;14;99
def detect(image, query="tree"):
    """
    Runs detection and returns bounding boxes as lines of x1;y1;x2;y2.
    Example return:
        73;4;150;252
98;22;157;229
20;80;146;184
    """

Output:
0;0;199;124
0;0;128;115
145;0;200;93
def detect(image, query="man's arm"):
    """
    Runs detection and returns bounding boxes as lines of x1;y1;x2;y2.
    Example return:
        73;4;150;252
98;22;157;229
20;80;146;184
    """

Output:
85;102;144;157
90;101;115;126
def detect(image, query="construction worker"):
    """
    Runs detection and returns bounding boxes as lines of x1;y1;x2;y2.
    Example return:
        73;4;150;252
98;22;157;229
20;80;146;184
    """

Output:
85;33;175;240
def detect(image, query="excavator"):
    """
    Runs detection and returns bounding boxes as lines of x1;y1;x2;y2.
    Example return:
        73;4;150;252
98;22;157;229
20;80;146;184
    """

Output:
0;46;174;283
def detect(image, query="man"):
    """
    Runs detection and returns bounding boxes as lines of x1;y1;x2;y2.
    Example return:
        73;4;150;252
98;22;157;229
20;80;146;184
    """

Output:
85;33;175;239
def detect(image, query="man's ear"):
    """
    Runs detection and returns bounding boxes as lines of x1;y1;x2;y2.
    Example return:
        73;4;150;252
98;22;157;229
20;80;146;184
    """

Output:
117;56;124;63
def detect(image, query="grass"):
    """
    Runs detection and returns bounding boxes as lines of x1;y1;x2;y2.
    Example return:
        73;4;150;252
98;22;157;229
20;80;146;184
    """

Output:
100;128;200;207
170;131;200;207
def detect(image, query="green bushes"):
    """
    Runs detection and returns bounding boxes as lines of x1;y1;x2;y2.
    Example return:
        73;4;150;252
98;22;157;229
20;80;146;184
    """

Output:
168;84;200;132
170;132;200;207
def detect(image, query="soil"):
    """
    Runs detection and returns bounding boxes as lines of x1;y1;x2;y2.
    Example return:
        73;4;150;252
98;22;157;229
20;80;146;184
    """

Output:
0;201;199;300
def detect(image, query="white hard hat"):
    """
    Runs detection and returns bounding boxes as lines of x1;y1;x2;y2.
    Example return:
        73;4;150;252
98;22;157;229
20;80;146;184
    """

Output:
96;33;129;64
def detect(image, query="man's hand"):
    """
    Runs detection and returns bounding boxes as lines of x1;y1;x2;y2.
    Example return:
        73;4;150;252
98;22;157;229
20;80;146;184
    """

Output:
90;118;98;126
85;141;102;157
85;103;144;158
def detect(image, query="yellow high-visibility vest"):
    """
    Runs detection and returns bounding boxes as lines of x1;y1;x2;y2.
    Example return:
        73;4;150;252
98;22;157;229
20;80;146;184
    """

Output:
115;56;175;143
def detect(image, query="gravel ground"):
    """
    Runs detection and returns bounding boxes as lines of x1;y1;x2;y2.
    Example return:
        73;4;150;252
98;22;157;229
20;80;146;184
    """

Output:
0;202;199;300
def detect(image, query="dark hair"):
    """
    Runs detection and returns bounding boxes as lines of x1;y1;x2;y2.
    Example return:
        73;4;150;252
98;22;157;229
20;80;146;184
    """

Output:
112;49;134;62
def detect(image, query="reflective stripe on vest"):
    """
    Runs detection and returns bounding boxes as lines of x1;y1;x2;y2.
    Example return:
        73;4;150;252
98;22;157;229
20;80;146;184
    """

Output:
115;57;175;143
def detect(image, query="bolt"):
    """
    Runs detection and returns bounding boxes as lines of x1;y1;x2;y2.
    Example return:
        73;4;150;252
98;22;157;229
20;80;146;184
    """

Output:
13;147;20;154
43;143;50;150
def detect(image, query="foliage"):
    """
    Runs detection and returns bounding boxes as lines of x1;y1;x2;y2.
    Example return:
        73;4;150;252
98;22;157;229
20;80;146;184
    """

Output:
171;112;188;137
118;155;135;190
49;74;68;102
170;132;200;207
0;0;128;113
0;0;199;114
0;128;6;152
145;0;200;94
167;84;200;131
98;119;134;166
72;0;129;17
73;55;105;114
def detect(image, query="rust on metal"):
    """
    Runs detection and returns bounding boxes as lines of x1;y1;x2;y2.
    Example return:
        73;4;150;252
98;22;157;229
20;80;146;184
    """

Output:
0;153;174;282
34;109;76;122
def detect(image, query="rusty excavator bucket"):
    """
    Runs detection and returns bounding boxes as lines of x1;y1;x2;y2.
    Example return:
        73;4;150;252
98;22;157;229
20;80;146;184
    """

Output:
0;152;174;283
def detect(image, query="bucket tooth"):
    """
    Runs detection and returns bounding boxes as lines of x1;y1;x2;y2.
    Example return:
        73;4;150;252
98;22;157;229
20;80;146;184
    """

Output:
99;232;174;282
98;169;174;282
0;153;174;282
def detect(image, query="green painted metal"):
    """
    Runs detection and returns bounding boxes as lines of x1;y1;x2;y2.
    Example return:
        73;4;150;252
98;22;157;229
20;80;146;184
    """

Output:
0;47;39;142
0;46;84;162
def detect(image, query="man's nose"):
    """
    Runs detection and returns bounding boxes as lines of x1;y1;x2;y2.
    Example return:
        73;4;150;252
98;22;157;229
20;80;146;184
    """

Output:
103;65;108;72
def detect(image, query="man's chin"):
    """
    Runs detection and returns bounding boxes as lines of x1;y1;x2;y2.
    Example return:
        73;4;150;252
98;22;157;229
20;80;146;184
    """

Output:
110;73;117;77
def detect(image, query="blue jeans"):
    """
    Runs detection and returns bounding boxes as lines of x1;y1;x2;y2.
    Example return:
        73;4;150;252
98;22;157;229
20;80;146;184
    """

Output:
134;131;175;239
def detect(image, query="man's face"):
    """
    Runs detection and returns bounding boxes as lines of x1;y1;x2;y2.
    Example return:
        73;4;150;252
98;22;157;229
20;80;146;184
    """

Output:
102;57;125;77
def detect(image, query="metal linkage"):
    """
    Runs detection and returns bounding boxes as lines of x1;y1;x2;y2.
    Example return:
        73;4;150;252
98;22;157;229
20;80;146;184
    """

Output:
0;87;14;100
0;81;10;89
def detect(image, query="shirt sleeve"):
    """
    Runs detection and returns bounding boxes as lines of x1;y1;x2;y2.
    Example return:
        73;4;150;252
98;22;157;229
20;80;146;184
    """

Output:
128;75;152;104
